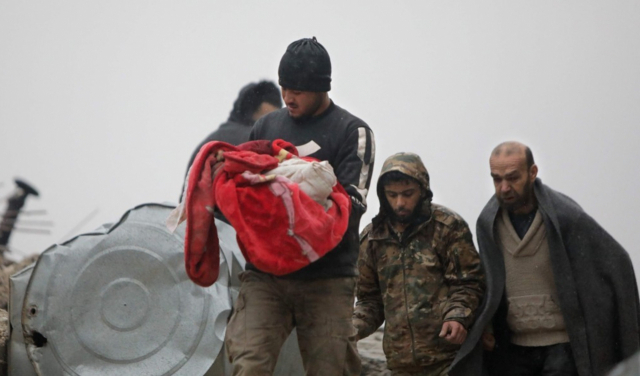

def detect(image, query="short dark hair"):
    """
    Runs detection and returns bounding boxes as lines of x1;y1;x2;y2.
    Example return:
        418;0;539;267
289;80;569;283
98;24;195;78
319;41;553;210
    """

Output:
253;80;283;109
380;171;418;188
524;146;535;169
229;80;282;125
492;142;535;169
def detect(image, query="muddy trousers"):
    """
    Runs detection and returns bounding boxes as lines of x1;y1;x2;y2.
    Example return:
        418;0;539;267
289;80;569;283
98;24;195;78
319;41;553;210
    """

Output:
224;271;361;376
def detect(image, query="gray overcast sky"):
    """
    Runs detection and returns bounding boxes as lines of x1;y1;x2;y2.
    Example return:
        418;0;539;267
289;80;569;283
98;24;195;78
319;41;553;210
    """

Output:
1;2;639;273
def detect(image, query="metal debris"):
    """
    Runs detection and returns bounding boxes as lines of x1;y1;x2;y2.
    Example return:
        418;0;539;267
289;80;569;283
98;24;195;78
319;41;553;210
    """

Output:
20;203;231;375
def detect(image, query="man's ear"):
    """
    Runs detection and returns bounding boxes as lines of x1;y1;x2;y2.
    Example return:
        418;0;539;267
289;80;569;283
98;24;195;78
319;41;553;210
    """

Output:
530;164;538;180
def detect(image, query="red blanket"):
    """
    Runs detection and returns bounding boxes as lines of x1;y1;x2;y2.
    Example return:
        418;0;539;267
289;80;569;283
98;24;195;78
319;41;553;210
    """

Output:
185;140;351;287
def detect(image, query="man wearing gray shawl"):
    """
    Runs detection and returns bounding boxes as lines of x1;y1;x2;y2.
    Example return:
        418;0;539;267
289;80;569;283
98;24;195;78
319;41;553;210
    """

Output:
451;141;640;376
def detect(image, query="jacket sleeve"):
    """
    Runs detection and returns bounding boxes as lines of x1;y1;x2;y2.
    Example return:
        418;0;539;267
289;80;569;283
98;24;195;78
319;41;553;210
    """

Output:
353;228;385;340
332;126;375;219
441;219;486;329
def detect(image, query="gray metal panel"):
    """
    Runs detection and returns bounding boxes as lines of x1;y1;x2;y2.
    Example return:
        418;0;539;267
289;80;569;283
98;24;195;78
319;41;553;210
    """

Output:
212;219;304;376
8;264;36;376
214;218;245;302
21;203;231;376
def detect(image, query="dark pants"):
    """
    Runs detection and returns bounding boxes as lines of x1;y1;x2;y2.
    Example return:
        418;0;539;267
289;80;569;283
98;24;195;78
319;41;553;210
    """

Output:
390;361;451;375
488;343;578;376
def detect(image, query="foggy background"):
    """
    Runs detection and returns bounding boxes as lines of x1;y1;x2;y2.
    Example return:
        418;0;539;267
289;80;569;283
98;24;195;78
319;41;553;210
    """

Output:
1;2;639;274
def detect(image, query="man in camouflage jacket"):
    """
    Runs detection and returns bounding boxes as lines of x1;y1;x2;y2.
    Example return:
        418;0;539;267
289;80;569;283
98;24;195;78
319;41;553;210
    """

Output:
353;152;485;375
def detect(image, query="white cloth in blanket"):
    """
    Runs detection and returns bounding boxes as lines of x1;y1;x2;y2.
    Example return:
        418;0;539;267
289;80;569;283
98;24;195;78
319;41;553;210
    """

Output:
265;159;337;210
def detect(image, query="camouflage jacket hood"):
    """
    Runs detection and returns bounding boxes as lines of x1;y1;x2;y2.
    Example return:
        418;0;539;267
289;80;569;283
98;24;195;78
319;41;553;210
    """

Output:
375;152;433;223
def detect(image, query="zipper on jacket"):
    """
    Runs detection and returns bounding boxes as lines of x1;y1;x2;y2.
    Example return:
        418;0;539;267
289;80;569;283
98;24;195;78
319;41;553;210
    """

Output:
454;248;463;279
400;244;418;365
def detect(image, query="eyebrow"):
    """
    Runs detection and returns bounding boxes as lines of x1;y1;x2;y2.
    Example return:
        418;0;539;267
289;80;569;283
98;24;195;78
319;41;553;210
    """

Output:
505;171;520;178
385;188;417;194
491;171;520;179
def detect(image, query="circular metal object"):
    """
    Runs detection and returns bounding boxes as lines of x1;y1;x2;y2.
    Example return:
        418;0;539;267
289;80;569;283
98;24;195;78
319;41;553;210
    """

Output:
21;204;231;375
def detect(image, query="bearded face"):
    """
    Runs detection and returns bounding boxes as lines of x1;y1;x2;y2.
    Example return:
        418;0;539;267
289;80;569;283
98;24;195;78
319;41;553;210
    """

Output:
383;180;423;224
490;148;539;215
281;88;327;120
496;174;535;213
388;201;423;224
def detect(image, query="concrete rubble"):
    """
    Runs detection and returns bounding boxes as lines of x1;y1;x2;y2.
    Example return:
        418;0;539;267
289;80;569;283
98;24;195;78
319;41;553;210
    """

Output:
0;254;39;376
358;328;391;375
0;309;7;376
0;255;39;312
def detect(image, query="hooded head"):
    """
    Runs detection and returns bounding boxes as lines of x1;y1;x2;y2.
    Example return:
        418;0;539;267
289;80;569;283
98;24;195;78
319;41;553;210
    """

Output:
228;80;282;126
376;152;433;223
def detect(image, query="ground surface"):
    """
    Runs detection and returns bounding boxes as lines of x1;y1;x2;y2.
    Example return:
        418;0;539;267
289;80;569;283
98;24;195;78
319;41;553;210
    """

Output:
358;328;391;376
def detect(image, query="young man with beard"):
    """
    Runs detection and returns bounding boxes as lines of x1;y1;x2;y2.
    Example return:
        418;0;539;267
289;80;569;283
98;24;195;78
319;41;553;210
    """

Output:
353;152;485;376
464;141;640;376
224;37;375;375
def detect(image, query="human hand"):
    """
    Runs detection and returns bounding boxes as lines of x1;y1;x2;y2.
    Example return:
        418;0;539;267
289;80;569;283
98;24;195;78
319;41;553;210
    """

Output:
439;321;467;344
481;332;495;351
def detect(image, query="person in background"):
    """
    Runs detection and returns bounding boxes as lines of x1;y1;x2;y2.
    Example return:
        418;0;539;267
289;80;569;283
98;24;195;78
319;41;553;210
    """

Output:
181;80;282;200
185;79;282;166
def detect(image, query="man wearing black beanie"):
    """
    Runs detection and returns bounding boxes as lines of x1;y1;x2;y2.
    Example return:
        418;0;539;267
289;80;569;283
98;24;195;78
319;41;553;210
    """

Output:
224;37;375;376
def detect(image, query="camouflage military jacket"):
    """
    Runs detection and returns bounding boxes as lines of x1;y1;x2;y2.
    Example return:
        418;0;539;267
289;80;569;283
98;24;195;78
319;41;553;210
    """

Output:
353;204;485;370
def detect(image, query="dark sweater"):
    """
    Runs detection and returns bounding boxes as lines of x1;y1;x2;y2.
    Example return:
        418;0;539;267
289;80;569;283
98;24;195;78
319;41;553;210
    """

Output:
249;101;375;279
185;121;253;173
180;120;253;213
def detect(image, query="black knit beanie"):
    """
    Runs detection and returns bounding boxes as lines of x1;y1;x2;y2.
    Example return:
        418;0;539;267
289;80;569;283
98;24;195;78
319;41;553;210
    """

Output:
278;37;331;92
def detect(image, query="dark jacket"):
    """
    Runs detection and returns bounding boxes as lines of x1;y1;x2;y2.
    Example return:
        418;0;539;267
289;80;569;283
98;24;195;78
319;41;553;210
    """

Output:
249;102;375;279
184;94;259;173
182;83;276;203
454;178;640;376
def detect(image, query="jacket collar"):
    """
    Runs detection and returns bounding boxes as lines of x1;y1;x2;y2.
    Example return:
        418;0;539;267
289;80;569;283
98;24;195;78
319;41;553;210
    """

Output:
369;209;432;242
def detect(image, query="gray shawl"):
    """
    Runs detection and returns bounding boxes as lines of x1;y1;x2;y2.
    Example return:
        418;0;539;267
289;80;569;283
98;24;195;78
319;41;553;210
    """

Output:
450;179;640;376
